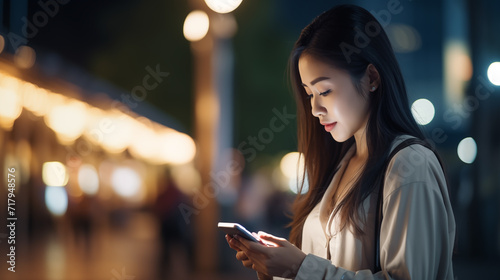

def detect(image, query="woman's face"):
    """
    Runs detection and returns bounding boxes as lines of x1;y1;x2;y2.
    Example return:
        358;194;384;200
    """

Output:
298;54;371;143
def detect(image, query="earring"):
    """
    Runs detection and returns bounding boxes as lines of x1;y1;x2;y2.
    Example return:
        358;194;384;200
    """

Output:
370;86;376;92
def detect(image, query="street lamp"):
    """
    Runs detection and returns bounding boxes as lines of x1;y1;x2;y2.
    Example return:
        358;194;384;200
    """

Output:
204;0;242;14
183;10;210;42
184;0;242;275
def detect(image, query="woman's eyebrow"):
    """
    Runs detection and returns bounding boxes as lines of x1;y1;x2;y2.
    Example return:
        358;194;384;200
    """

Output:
301;76;330;87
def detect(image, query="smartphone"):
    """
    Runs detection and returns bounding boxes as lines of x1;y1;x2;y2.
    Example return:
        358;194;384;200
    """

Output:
218;222;261;243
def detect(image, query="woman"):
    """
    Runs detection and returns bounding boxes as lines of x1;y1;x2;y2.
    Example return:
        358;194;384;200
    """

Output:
226;4;455;279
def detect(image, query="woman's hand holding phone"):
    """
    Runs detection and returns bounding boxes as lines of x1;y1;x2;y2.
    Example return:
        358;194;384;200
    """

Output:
225;234;273;280
225;231;307;279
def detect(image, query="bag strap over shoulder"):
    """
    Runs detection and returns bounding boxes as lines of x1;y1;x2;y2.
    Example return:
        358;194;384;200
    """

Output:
373;138;444;273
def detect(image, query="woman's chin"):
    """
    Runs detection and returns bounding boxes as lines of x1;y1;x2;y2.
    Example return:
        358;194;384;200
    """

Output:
330;131;352;143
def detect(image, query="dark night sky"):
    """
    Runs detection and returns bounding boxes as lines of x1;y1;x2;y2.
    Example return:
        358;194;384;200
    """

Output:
28;0;134;69
27;0;196;133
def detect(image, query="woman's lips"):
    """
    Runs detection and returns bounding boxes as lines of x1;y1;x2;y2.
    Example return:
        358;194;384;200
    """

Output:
323;122;336;132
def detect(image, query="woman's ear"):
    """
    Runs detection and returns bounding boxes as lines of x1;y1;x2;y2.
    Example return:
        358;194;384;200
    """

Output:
367;64;381;92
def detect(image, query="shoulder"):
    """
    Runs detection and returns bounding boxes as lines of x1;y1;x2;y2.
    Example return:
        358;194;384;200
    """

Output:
383;136;445;197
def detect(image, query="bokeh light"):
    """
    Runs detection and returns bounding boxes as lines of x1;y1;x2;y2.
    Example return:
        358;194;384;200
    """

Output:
78;164;99;196
289;173;309;194
457;137;477;164
158;131;197;165
22;83;50;116
45;186;68;216
204;0;243;14
42;162;69;187
386;24;422;53
411;98;435;125
280;152;303;178
183;10;210;41
487;62;500;86
98;112;135;154
0;86;22;130
14;45;36;69
44;99;87;144
111;167;142;198
280;152;308;194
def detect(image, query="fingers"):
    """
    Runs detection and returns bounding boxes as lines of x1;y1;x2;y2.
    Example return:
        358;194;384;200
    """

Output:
226;234;244;251
235;251;249;261
258;231;286;241
242;259;253;268
234;235;270;255
236;247;253;269
233;234;252;249
257;231;288;247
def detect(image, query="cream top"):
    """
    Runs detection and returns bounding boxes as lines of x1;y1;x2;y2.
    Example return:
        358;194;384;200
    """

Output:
275;135;455;280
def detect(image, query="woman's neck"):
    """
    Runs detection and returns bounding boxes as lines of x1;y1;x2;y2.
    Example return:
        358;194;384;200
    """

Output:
353;126;369;162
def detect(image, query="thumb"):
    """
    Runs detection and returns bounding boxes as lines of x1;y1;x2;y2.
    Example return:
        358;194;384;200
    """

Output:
257;231;288;247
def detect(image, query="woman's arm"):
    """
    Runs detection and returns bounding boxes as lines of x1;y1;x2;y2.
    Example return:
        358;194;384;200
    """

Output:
228;146;455;280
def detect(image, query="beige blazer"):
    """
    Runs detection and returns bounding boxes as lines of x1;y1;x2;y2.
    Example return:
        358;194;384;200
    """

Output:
276;135;455;280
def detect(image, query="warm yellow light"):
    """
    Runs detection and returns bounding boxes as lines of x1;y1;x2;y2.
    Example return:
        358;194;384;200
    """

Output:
42;162;69;187
82;107;106;145
14;46;36;69
111;167;142;198
99;112;135;154
280;152;304;179
205;0;243;13
444;41;472;104
45;99;87;144
0;87;22;130
280;152;308;194
22;83;50;116
128;120;161;163
159;131;196;165
183;10;210;41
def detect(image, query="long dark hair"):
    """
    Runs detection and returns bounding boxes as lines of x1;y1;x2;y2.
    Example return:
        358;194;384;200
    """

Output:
288;4;425;247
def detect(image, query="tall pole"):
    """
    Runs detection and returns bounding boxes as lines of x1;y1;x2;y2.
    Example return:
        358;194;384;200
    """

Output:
188;1;220;277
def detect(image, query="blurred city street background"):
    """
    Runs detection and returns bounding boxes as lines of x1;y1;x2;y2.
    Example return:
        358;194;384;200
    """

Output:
0;0;499;279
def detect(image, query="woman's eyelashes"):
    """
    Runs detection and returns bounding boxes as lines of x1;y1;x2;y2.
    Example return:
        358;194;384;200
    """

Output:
305;89;332;99
319;89;332;96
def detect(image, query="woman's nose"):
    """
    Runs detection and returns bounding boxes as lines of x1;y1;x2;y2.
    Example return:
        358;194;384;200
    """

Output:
311;96;326;118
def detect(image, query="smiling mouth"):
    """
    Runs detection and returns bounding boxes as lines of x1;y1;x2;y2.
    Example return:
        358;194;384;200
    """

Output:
323;122;336;132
